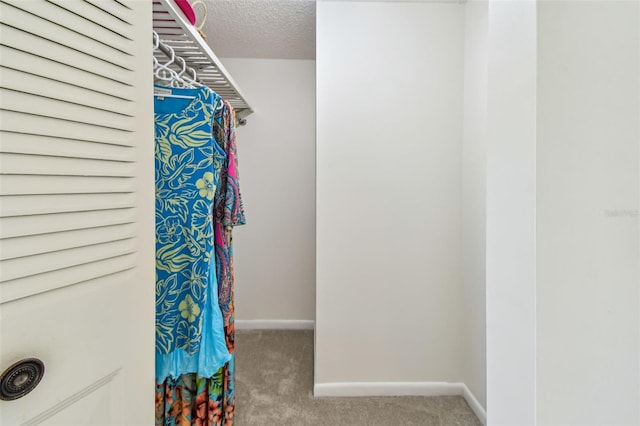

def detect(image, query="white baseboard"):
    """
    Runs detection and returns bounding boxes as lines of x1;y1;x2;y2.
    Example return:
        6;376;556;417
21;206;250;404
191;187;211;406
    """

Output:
313;381;462;398
462;383;487;425
235;319;315;330
314;381;486;425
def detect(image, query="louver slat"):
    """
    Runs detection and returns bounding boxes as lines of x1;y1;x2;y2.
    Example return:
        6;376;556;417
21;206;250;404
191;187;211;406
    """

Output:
0;0;146;303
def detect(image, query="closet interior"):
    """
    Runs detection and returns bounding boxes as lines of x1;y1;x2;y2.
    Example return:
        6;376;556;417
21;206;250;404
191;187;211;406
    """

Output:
0;0;638;425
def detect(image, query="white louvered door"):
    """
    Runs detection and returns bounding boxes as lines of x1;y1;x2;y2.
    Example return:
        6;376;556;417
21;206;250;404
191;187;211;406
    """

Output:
0;1;155;424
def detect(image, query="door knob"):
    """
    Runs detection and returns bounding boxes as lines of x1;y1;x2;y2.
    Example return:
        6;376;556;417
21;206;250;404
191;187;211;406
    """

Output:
0;358;45;401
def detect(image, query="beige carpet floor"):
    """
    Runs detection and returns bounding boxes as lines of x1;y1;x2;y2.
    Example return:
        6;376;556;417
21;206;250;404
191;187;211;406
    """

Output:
235;330;482;426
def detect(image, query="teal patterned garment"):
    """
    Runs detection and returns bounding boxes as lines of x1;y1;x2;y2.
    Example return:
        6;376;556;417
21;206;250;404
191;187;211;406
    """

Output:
154;86;230;381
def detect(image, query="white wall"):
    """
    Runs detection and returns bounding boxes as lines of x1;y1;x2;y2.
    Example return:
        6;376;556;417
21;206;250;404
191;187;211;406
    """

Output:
485;0;538;424
485;1;640;423
316;1;465;385
220;58;316;322
462;0;488;411
536;2;640;424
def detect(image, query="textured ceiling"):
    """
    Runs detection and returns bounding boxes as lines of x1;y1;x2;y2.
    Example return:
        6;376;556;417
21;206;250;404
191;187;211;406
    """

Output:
200;0;317;60
199;0;464;59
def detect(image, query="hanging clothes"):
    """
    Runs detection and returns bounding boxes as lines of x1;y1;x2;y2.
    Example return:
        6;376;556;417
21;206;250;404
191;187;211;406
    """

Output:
155;357;235;426
153;85;230;382
213;98;246;352
211;99;246;425
154;87;245;426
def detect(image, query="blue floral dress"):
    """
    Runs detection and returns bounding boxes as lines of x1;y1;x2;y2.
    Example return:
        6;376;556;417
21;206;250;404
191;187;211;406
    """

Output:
154;86;230;382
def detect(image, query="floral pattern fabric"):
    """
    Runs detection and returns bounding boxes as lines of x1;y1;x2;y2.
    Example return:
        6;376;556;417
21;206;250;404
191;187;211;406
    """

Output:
155;360;235;426
155;90;243;426
154;86;230;382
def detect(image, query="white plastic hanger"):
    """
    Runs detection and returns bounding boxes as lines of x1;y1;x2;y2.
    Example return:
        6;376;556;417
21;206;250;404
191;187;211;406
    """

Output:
176;58;202;89
153;31;195;99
